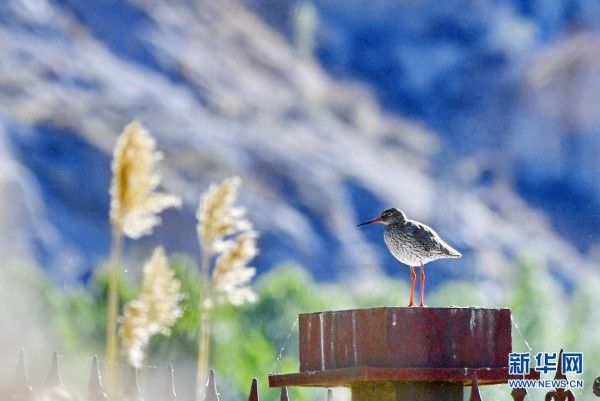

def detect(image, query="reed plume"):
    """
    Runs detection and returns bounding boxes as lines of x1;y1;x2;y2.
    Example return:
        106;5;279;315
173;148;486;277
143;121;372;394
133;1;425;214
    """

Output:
110;121;182;239
119;300;149;369
119;247;183;368
212;231;258;306
195;177;258;401
107;121;181;397
197;176;251;250
139;247;183;335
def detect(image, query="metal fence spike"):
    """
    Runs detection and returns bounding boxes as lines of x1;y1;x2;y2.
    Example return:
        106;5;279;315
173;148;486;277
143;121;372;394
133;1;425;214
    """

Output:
593;377;600;397
124;366;143;401
546;349;573;401
511;387;527;401
88;356;107;401
326;389;333;401
554;349;567;381
279;387;289;401
469;375;482;401
166;363;176;401
12;349;33;401
247;378;258;401
46;351;61;387
203;369;219;401
15;349;29;386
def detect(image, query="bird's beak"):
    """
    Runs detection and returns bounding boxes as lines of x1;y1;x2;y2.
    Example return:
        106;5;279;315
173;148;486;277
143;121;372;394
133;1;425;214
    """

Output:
357;217;383;227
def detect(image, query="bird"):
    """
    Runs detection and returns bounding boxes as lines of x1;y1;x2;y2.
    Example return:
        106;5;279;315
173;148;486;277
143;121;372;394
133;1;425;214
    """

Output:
357;208;461;307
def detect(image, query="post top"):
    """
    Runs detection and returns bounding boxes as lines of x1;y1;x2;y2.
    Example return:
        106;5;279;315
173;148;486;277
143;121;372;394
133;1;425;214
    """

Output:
299;306;511;317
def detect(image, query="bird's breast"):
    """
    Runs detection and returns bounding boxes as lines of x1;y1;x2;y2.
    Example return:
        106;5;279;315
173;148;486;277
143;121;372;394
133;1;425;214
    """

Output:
384;226;436;266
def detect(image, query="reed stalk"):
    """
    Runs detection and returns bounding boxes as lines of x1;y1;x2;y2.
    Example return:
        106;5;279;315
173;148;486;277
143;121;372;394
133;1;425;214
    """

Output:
105;229;123;400
196;248;212;400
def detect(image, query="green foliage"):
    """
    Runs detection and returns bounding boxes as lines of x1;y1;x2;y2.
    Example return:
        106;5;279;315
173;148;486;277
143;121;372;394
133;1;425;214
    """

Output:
508;257;567;352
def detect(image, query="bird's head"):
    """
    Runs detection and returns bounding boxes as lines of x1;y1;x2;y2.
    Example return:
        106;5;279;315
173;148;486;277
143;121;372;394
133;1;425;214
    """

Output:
357;208;406;227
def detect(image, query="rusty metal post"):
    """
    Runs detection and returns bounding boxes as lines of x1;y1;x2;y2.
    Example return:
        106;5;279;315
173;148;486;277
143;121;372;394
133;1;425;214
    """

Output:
351;381;463;401
269;307;538;401
279;387;289;401
469;375;482;401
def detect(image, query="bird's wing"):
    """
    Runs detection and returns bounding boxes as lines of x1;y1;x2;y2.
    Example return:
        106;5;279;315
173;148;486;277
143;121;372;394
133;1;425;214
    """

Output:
405;221;439;252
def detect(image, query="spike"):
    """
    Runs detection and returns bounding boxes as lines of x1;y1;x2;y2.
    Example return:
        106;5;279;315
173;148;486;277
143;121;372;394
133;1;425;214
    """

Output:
88;356;107;401
279;387;289;401
124;366;143;401
511;387;527;401
565;389;575;401
326;389;333;401
554;348;567;380
12;350;33;401
469;375;482;401
247;378;258;401
203;369;219;401
166;364;176;401
554;349;567;381
46;351;61;387
15;349;29;387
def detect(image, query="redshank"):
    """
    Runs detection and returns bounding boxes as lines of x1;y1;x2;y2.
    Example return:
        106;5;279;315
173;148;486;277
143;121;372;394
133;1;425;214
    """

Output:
357;208;461;307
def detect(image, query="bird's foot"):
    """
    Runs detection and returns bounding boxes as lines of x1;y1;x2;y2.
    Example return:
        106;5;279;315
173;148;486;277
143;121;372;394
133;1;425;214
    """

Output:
408;301;416;307
418;303;426;307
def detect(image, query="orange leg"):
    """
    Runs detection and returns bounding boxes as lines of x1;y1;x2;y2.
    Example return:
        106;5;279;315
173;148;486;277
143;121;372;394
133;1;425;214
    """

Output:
419;263;426;307
408;266;416;307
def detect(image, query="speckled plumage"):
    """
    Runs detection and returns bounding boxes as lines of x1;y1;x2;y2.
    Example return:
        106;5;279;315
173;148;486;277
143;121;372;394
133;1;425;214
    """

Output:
384;217;461;267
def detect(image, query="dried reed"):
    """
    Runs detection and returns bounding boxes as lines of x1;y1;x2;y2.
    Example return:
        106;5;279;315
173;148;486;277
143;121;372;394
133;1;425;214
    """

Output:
139;247;183;336
107;121;181;397
119;247;183;368
195;177;258;401
119;300;149;369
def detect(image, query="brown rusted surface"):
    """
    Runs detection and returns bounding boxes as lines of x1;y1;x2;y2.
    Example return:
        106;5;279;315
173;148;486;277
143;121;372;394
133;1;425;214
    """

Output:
545;350;576;401
269;366;539;388
469;375;482;401
350;382;396;401
511;387;527;401
593;377;600;397
279;307;529;401
247;379;258;401
394;382;463;401
350;382;463;401
299;307;512;371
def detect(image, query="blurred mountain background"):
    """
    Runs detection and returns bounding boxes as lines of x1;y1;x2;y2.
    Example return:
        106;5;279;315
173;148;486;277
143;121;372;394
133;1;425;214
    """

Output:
1;0;599;291
2;1;600;400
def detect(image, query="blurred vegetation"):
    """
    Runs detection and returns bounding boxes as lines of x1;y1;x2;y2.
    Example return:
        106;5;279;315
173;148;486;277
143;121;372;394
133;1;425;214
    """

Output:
26;256;598;401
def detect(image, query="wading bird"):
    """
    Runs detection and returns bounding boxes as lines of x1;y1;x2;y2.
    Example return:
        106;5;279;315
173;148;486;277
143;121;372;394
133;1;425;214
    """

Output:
358;208;461;307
